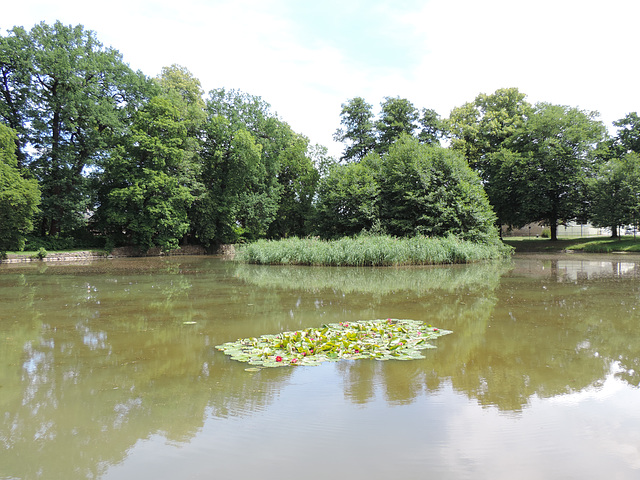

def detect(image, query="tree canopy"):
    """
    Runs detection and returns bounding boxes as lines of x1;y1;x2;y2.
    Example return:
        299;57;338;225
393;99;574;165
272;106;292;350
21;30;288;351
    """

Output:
0;124;40;251
1;21;638;252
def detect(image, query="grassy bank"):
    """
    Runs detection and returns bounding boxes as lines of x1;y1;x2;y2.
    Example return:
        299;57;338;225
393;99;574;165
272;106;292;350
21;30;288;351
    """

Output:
235;235;513;266
503;236;640;253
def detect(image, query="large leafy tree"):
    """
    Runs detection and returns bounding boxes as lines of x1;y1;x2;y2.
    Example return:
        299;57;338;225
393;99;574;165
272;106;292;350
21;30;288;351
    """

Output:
334;96;443;162
0;124;40;250
192;89;286;246
333;97;377;162
154;64;206;234
589;152;640;237
507;103;606;240
314;155;381;238
267;132;319;238
94;96;193;250
315;135;499;242
378;135;498;241
0;21;148;237
611;112;640;155
375;96;419;153
447;87;531;176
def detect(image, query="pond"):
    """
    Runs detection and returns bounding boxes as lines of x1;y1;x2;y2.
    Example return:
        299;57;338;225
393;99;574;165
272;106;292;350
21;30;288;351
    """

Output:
1;253;639;479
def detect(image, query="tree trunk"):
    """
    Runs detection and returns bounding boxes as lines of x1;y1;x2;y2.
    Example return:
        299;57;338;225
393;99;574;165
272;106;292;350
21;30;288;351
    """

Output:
611;225;619;238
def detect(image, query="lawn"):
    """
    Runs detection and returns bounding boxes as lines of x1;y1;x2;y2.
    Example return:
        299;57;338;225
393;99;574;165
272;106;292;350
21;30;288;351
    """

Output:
503;236;640;253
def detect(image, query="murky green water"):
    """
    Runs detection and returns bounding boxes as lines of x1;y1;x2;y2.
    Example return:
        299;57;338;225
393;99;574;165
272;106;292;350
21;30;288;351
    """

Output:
1;254;639;479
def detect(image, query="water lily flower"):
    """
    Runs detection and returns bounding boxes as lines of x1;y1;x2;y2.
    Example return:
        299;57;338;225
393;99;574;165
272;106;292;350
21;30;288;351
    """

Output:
291;358;298;364
275;356;283;362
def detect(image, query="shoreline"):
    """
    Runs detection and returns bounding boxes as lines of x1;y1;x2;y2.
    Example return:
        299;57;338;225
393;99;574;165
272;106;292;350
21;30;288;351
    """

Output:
0;245;236;264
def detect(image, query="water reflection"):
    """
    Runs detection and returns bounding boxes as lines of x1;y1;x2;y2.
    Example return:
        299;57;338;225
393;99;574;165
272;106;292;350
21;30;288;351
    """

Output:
1;255;639;479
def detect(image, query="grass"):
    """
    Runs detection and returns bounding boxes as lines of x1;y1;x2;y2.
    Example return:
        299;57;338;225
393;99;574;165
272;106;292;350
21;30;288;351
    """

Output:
235;234;513;266
503;235;640;253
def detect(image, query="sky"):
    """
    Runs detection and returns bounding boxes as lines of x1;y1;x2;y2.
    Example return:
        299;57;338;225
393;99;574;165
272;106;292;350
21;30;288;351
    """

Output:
3;0;639;157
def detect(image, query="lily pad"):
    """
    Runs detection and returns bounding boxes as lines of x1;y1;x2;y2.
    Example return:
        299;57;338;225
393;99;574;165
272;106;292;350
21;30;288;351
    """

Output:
216;319;451;368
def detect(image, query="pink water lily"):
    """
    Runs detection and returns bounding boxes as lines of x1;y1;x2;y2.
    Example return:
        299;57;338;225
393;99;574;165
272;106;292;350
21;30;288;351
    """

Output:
275;356;283;362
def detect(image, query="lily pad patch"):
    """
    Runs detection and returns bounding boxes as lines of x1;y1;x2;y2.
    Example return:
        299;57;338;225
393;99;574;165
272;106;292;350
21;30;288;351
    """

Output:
216;319;451;368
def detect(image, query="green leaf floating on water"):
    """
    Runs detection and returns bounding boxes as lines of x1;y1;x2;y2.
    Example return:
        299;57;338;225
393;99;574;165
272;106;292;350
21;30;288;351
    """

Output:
215;319;451;368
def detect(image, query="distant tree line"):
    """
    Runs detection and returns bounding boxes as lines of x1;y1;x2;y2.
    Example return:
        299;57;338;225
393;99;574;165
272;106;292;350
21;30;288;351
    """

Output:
1;21;639;252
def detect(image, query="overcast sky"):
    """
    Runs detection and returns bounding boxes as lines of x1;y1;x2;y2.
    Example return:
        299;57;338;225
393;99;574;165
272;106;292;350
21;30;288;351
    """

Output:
3;0;639;157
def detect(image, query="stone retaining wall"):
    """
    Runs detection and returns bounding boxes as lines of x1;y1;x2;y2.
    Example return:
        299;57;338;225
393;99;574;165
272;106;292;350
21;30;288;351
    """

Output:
1;244;232;264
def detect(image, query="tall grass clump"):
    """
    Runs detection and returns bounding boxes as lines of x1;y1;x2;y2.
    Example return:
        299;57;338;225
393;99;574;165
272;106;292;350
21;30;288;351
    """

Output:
236;234;513;266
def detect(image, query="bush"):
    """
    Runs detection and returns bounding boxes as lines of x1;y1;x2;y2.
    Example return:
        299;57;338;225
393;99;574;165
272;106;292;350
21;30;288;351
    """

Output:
32;247;48;260
314;136;501;244
541;228;551;238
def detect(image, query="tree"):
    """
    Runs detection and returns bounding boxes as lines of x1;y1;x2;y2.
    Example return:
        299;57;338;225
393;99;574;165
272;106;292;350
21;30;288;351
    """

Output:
508;103;606;240
447;87;531;176
611;112;640;155
0;21;149;237
0;124;40;250
192;89;285;246
417;108;443;145
314;155;381;238
378;135;498;241
315;135;500;243
589;152;640;237
484;148;532;229
267;132;319;238
333;97;376;162
375;96;419;153
94;96;193;250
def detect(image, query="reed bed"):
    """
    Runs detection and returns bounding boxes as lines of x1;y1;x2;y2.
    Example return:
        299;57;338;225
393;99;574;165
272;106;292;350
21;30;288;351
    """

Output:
235;234;513;266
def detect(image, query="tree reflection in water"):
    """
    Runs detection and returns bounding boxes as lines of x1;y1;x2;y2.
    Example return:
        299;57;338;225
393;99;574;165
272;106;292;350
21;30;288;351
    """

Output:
1;254;639;479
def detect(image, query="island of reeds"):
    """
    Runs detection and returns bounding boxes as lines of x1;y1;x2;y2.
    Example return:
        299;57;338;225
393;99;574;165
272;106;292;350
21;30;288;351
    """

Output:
235;234;513;266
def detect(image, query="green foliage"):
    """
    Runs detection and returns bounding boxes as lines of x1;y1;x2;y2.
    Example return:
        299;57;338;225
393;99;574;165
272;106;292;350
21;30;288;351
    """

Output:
0;21;150;237
508;103;607;240
379;136;498;242
589;152;640;236
541;229;551;238
236;234;512;266
267;133;319;238
315;136;500;243
376;96;419;153
192;89;303;246
334;96;443;162
33;247;48;259
612;112;640;155
447;87;531;174
94;95;193;251
333;97;377;162
314;156;381;238
216;319;452;368
0;124;41;251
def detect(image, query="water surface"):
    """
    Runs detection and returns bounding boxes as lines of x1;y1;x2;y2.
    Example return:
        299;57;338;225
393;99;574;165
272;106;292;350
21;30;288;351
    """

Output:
1;254;639;479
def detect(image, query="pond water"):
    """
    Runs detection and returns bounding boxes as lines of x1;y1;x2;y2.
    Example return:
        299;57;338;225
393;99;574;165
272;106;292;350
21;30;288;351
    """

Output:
1;253;639;479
